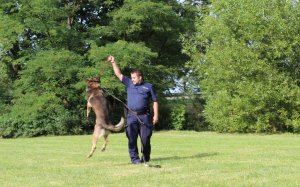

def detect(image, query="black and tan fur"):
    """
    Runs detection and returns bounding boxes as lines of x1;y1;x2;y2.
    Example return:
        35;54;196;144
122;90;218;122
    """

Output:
86;77;124;158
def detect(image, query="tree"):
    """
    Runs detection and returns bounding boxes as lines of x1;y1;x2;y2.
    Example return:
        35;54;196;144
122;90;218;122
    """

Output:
95;0;199;93
184;0;300;133
0;0;122;137
0;0;194;137
0;2;24;114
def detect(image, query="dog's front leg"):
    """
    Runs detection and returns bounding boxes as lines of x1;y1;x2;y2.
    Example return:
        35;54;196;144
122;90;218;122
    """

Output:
87;101;92;117
88;124;100;158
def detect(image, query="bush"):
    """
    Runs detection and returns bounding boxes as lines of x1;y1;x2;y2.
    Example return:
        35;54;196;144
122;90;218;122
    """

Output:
185;97;208;131
170;103;185;130
204;75;300;133
0;92;84;138
157;96;207;131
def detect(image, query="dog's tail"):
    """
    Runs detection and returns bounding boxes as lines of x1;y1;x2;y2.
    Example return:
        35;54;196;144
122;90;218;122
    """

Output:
103;117;125;131
113;117;125;131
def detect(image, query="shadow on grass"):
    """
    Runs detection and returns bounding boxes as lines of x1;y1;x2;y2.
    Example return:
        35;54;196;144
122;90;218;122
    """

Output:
151;152;218;162
115;153;218;166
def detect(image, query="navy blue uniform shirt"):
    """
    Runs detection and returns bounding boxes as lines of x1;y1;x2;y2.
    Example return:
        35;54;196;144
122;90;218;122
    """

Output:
122;76;157;112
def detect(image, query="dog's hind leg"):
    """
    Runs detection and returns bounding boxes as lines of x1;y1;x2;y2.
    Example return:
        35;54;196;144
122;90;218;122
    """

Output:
101;132;109;152
88;125;100;158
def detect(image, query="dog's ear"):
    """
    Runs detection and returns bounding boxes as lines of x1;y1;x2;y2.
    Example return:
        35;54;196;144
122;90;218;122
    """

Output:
86;78;90;83
89;77;97;82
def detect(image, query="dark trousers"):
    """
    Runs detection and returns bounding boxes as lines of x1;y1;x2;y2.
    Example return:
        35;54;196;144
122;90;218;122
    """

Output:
126;114;153;163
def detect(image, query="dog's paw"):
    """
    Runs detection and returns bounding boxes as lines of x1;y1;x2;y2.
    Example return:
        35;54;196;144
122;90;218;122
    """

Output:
87;147;96;158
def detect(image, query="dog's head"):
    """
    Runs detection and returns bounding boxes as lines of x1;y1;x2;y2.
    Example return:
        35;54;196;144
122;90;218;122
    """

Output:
86;77;101;92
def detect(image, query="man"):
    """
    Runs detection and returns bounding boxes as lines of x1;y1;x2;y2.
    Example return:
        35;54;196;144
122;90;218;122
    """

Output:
107;55;159;164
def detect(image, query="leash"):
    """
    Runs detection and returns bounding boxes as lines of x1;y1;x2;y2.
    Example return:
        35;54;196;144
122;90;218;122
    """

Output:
101;88;144;125
102;88;161;168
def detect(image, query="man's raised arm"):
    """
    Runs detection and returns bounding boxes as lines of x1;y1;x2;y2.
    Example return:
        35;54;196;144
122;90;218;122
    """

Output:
107;55;123;81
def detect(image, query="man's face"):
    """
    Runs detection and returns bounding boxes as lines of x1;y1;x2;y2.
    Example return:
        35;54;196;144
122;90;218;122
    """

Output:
131;73;143;85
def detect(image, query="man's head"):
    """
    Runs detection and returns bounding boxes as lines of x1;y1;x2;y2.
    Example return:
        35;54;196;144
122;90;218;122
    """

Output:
131;69;143;85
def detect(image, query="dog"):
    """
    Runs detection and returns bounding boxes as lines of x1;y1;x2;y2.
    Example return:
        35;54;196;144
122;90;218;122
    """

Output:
86;77;124;158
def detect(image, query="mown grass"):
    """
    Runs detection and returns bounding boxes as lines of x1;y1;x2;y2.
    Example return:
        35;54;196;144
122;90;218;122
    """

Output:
0;131;300;187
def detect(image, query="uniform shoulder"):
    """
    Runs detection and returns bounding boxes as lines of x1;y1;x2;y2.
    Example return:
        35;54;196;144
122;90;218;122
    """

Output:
142;82;154;88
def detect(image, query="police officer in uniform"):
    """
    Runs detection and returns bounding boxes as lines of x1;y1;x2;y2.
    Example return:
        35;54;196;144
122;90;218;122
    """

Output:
107;55;159;164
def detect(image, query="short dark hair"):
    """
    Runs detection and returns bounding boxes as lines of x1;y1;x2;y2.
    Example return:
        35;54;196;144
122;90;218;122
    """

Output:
131;69;143;77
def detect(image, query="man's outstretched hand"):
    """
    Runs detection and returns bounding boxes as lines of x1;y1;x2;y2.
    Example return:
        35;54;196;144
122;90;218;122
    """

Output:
107;55;115;63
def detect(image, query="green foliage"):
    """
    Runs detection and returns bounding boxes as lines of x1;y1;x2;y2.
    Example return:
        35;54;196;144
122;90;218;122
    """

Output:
13;50;86;106
109;0;181;37
164;96;207;131
88;40;171;93
184;96;207;131
184;0;300;133
170;103;185;130
0;92;82;138
99;0;191;88
0;62;12;105
0;0;194;137
0;50;87;137
0;14;24;50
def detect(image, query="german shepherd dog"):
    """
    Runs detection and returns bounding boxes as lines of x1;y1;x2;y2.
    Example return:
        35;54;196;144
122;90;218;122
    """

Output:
86;77;124;158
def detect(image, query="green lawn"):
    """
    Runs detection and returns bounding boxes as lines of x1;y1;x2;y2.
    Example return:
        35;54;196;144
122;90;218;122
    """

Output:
0;131;300;187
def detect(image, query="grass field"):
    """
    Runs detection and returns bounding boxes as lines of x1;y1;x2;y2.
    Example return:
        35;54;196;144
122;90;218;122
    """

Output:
0;131;300;187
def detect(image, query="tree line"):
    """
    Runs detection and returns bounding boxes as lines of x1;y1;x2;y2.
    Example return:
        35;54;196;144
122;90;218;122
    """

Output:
1;0;299;138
